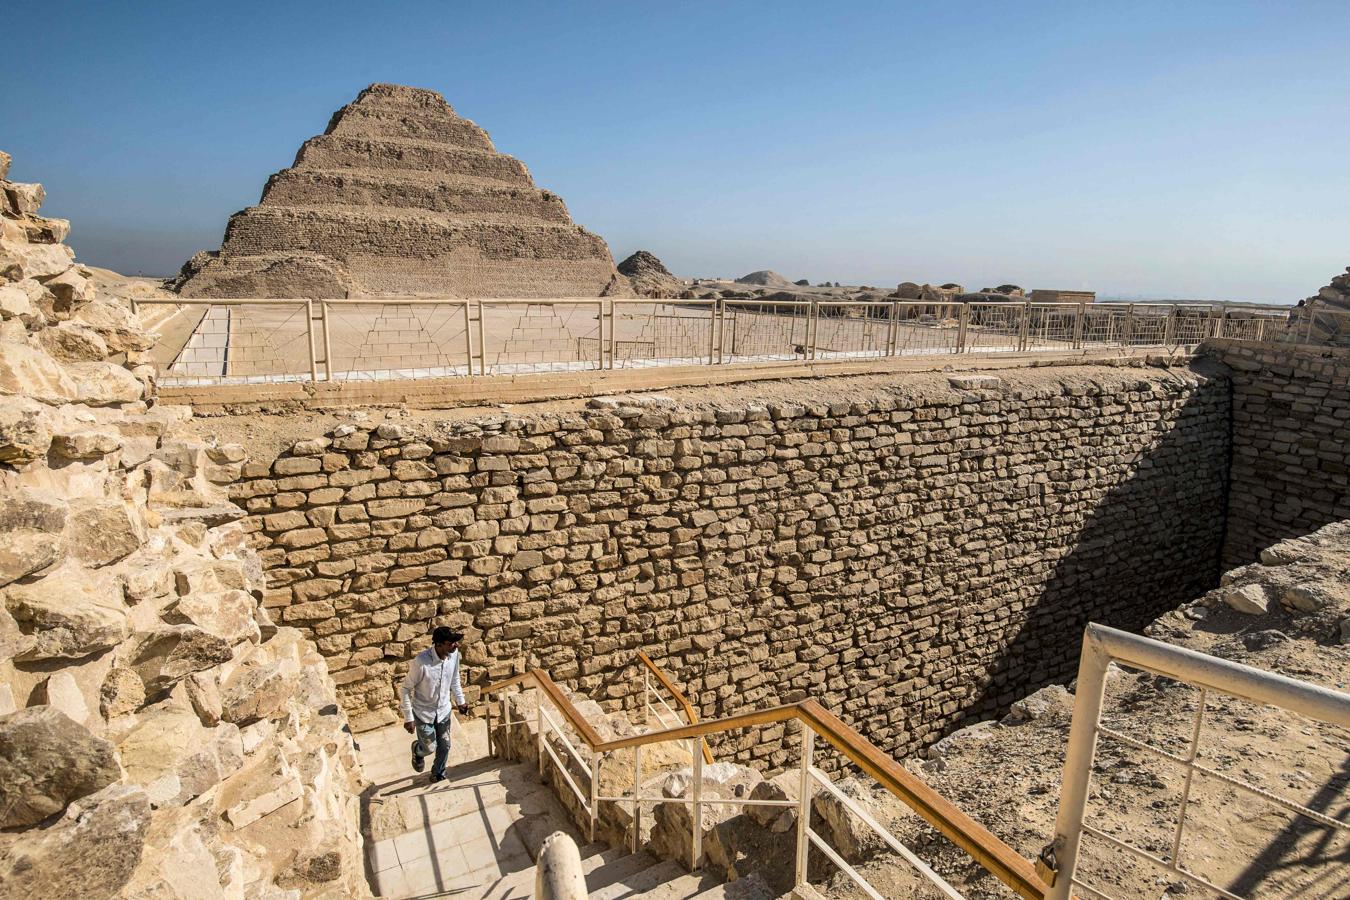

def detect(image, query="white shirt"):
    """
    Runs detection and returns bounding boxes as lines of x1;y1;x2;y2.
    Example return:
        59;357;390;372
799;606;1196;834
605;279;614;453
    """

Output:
400;647;465;724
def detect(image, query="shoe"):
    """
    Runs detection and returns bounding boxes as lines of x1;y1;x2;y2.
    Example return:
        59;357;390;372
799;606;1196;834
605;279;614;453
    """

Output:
428;772;445;784
411;740;424;773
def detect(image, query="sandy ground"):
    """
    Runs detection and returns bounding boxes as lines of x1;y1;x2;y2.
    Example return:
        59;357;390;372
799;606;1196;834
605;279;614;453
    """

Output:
817;529;1350;899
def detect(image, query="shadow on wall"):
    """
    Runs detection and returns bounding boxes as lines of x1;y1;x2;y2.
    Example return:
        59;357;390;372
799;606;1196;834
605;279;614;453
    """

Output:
921;376;1232;744
1205;340;1350;567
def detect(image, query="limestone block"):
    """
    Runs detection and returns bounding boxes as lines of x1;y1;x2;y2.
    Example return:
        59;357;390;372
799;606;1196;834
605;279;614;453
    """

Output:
649;762;763;865
0;282;35;319
4;181;45;215
65;497;145;567
1222;583;1270;615
0;235;74;280
169;589;260;644
1003;683;1074;724
0;706;120;827
4;562;129;661
115;703;208;795
0;783;151;899
0;394;52;463
42;670;92;726
216;745;303;828
37;321;109;362
0;339;79;404
129;625;234;693
219;655;292;725
0;485;66;586
810;775;905;864
64;360;144;406
100;666;147;719
50;427;122;459
41;267;95;312
70;296;155;353
746;771;799;832
1281;583;1333;613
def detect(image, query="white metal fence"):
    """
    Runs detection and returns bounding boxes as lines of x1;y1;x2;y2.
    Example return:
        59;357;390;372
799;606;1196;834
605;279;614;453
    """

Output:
139;297;1315;387
1044;624;1350;900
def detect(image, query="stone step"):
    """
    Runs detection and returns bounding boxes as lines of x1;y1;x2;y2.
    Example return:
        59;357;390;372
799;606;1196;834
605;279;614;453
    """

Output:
689;872;777;900
584;849;661;894
594;859;719;900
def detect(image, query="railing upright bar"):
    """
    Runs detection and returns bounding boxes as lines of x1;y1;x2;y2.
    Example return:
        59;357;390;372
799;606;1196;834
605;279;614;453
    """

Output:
608;301;617;369
707;300;717;365
643;668;650;727
631;744;642;855
794;725;814;889
475;299;486;375
1072;302;1085;350
1169;689;1206;866
320;301;333;381
691;736;703;870
596;301;605;371
537;700;546;778
957;303;969;353
304;300;318;382
589;750;601;842
1018;301;1030;351
887;300;900;356
462;301;474;376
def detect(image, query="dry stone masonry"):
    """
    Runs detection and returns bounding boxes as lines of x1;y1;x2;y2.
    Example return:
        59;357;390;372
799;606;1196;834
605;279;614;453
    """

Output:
175;83;630;299
1204;338;1350;567
232;363;1231;768
0;152;368;898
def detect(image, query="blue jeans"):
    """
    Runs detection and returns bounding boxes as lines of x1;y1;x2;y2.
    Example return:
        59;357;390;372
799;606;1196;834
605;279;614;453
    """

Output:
413;716;452;777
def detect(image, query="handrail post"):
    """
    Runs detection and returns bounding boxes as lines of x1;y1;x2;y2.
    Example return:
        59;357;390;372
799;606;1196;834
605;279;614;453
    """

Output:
589;750;601;843
597;301;606;370
707;300;718;365
632;744;642;855
691;736;703;870
320;300;333;381
304;300;318;382
486;695;495;758
1163;304;1177;347
1123;303;1135;347
1018;301;1030;351
887;300;900;356
609;300;618;369
643;668;650;727
716;300;726;364
794;725;814;888
1072;302;1085;349
537;701;546;778
956;303;969;353
808;299;819;360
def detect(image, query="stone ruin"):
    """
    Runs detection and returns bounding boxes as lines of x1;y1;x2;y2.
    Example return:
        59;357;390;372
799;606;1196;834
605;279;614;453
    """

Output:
617;249;681;298
0;151;367;896
174;83;631;299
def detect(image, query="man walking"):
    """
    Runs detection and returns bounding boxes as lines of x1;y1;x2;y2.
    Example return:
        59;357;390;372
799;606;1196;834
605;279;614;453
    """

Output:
400;626;469;783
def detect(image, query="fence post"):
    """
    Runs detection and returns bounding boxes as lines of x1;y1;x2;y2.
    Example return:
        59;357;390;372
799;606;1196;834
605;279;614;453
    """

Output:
808;299;819;360
608;301;618;369
956;303;969;353
476;299;487;375
1072;302;1085;349
1163;304;1177;347
707;301;718;365
462;301;474;376
691;737;703;870
1123;303;1135;347
717;300;727;364
794;725;814;889
304;300;318;382
1017;301;1031;351
537;703;546;778
596;301;606;371
888;300;900;356
320;301;333;381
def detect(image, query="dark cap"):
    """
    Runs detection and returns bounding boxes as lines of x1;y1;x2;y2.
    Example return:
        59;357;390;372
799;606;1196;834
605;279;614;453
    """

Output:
432;626;464;644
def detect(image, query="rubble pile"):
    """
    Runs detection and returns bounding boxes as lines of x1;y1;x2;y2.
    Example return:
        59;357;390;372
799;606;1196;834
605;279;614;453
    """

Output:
0;151;368;898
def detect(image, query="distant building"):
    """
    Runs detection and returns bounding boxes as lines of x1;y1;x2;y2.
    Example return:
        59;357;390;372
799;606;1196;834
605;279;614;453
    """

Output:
1030;289;1096;304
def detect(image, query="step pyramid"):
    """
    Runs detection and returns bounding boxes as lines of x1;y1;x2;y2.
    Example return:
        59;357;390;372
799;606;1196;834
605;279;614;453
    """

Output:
176;83;630;299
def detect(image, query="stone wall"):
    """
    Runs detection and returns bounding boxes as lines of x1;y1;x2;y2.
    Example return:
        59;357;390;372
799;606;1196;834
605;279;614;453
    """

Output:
231;363;1232;767
1203;338;1350;566
0;153;368;898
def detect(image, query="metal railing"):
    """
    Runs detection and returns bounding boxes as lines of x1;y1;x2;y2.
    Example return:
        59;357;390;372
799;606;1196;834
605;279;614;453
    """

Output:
482;659;1049;900
136;297;1311;387
1043;624;1350;899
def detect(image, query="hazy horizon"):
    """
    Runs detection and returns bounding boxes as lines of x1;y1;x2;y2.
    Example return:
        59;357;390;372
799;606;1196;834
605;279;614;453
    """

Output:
4;1;1347;304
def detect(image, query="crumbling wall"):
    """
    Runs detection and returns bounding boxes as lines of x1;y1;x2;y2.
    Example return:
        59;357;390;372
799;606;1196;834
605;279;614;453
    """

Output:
1203;338;1350;566
232;363;1231;767
0;152;368;898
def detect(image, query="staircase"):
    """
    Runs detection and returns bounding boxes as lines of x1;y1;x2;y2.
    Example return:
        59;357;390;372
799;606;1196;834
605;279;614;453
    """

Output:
357;718;774;899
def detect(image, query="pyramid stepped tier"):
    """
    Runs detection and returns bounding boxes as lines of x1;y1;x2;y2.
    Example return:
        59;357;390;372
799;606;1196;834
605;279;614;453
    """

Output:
260;169;573;222
175;82;630;298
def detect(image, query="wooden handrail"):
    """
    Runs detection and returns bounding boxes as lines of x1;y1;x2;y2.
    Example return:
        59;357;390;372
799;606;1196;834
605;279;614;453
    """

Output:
483;667;1049;899
635;650;714;765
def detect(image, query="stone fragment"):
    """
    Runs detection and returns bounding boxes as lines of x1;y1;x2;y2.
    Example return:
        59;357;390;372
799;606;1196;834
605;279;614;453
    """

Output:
810;775;905;863
70;296;155;353
129;626;234;693
1004;683;1074;723
0;706;120;827
1222;583;1270;615
1281;584;1330;613
219;657;292;724
50;427;122;459
0;340;79;404
4;562;129;660
0;394;52;463
746;771;799;832
0;486;66;586
64;360;144;406
0;783;151;899
37;322;109;361
42;671;91;725
0;236;74;280
115;703;208;803
100;667;147;719
0;282;35;319
41;267;94;311
65;497;145;567
5;181;45;215
948;374;1003;390
169;589;259;643
216;745;302;828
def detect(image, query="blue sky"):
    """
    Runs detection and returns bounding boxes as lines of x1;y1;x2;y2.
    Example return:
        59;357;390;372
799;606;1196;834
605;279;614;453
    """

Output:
4;1;1347;301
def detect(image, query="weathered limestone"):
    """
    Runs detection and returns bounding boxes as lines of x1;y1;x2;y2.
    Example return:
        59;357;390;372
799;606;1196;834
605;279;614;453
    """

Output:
0;152;369;898
175;83;630;299
235;362;1230;765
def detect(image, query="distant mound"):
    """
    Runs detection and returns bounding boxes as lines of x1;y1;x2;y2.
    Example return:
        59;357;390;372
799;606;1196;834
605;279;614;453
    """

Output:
618;250;681;299
735;270;793;287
